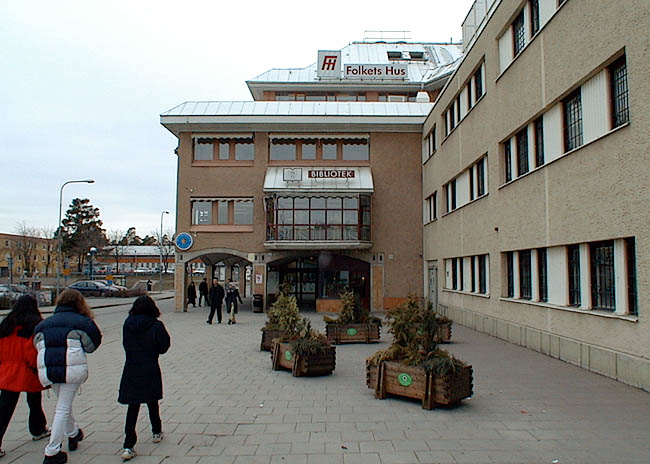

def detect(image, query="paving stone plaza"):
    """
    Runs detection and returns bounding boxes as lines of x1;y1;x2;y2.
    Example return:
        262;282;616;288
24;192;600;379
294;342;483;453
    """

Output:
2;297;649;463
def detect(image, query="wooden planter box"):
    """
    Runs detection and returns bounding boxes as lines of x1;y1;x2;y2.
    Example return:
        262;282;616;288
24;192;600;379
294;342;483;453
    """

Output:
325;322;381;344
435;322;452;343
366;360;472;410
260;328;286;351
272;342;336;377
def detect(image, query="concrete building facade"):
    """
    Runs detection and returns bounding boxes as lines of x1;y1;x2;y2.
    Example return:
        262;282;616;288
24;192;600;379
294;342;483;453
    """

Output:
422;0;650;390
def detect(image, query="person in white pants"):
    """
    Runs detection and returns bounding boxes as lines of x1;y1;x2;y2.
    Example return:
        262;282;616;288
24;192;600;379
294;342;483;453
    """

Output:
34;290;102;464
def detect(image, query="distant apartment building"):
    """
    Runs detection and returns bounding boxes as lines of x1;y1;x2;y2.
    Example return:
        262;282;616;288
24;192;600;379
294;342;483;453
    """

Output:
162;40;463;312
423;0;649;391
0;232;58;279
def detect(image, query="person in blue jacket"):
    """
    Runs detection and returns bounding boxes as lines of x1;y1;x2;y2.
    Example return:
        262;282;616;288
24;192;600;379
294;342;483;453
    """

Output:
118;296;170;461
33;289;102;464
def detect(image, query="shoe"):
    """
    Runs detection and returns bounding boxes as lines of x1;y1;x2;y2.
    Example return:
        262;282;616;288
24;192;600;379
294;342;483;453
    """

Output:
152;432;163;443
33;428;52;440
227;320;232;325
120;448;136;461
68;428;83;451
206;320;212;324
43;451;67;464
0;450;5;458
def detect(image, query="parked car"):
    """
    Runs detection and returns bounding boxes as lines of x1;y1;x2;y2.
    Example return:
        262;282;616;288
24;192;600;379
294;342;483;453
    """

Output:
94;279;127;291
8;284;49;306
68;280;118;296
0;285;20;303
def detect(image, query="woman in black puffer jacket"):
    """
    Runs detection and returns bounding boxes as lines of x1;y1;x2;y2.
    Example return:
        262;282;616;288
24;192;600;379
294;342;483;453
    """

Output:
118;296;170;461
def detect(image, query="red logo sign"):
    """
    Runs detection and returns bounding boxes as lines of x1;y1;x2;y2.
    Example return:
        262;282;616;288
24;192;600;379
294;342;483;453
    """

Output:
322;55;338;71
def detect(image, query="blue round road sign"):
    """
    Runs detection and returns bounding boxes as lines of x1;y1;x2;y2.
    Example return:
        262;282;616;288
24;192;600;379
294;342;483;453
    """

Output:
175;233;193;251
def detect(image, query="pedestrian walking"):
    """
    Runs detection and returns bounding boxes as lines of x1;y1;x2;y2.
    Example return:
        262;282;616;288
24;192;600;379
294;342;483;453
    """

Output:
0;295;50;458
34;289;102;464
226;281;243;325
118;296;171;461
187;281;197;307
198;278;208;307
207;279;224;324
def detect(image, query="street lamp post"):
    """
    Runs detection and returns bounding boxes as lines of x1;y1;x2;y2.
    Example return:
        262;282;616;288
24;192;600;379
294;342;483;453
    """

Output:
87;247;98;281
56;179;95;296
159;211;170;292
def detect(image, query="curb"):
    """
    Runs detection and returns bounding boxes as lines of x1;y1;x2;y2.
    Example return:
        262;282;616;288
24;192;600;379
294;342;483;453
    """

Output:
0;294;175;316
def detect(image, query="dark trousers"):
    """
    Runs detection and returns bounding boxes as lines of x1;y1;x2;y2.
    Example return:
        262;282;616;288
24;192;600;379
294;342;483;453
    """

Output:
0;389;47;447
123;402;161;449
208;303;222;323
198;292;208;306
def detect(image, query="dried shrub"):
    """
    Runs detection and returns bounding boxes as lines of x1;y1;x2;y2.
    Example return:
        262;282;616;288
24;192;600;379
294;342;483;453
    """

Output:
324;289;380;325
264;284;300;332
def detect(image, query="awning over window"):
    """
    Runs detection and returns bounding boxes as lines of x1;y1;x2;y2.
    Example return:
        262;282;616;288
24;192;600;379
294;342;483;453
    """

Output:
263;167;374;193
192;133;254;143
269;133;369;142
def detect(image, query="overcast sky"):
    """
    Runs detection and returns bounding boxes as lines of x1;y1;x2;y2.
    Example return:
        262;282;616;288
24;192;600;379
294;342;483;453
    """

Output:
0;0;475;240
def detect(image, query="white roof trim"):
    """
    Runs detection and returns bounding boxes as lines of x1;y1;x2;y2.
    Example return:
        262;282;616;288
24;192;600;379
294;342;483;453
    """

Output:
269;133;369;141
263;167;374;193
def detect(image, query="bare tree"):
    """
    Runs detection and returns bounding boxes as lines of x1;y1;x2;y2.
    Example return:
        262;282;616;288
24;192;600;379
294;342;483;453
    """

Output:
153;228;175;273
107;229;130;274
40;226;56;277
12;222;41;277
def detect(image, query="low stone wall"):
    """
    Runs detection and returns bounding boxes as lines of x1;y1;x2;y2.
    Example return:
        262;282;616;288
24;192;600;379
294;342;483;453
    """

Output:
438;304;650;393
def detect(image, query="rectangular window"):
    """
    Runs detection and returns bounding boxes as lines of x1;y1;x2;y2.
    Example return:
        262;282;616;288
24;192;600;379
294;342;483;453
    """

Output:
568;245;581;306
564;90;583;152
474;66;483;99
467;81;473;108
538;248;548;302
218;142;230;160
590;241;615;311
217;201;229;225
506;251;514;297
270;141;296;160
530;0;540;35
194;140;213;160
192;202;211;225
234;201;254;225
450;179;457;210
470;256;476;292
513;10;526;56
609;56;629;128
234;142;254;160
451;258;458;290
469;165;474;201
322;142;337;160
534;117;544;167
478;255;487;294
426;126;436;158
476;158;486;196
459;258;464;291
516;128;529;176
444;112;449;136
626;237;638;316
449;105;456;131
432;191;437;220
301;142;316;160
342;141;369;160
519;250;532;300
505;140;512;182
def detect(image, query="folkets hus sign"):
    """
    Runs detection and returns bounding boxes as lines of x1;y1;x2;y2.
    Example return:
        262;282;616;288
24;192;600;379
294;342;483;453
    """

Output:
344;64;407;79
308;169;356;179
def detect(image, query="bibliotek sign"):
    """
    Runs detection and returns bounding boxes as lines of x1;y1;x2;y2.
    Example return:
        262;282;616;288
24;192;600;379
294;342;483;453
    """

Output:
308;169;355;179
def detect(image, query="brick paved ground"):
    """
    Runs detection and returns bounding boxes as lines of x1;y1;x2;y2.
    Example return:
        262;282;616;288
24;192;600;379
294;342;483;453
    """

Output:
1;298;649;463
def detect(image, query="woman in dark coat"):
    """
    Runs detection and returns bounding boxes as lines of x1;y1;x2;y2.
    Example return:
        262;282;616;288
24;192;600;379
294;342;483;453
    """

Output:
187;282;197;307
225;281;243;325
118;296;170;461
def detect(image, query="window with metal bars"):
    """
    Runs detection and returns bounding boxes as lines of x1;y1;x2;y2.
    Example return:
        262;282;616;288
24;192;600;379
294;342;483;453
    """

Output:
626;237;638;316
563;90;583;152
537;248;548;302
477;158;486;196
590;241;615;311
506;252;514;297
513;11;526;56
530;0;540;36
505;140;513;182
534;117;544;167
609;56;629;128
568;245;581;306
478;254;487;294
519;250;532;300
516;128;529;176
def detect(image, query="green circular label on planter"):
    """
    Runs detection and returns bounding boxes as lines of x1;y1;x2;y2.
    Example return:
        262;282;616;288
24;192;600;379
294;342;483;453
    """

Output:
417;329;423;335
284;351;292;361
398;373;413;387
347;328;358;336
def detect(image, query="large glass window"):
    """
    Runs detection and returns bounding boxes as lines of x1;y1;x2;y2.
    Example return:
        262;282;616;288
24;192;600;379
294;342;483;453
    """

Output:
322;142;337;160
270;141;296;160
342;141;369;160
217;201;229;225
192;202;211;224
301;142;316;160
218;142;230;160
266;195;371;242
235;142;254;160
194;141;213;160
234;201;254;225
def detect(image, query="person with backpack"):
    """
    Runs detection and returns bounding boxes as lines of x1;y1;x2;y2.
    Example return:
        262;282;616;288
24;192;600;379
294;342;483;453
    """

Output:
118;296;171;461
34;289;102;464
0;295;50;459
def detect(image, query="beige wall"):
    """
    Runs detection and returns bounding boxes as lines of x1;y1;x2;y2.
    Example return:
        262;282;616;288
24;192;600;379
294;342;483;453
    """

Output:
175;129;423;309
423;0;650;389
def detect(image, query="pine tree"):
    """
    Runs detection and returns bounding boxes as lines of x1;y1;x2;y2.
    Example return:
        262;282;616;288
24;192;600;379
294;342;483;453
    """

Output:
61;198;108;272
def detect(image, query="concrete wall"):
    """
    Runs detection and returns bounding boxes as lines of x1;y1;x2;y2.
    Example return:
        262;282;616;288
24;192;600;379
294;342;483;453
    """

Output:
423;0;650;390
